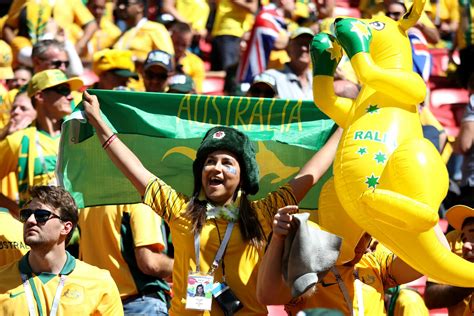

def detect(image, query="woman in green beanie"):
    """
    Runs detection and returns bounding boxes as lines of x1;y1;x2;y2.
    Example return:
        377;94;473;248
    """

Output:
83;91;341;316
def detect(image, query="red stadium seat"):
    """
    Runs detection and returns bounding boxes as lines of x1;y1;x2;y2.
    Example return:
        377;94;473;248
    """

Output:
429;88;469;137
202;75;225;95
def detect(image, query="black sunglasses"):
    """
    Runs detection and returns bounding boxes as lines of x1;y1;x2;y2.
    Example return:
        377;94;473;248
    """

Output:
145;70;168;80
44;85;71;96
50;60;70;69
19;209;62;224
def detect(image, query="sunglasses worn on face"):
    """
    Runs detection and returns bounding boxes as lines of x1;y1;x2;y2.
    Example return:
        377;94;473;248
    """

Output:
20;209;62;223
50;60;70;69
44;85;71;96
145;70;168;80
386;11;403;18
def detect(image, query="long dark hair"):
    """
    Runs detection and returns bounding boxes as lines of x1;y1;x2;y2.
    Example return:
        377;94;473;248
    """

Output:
184;186;267;249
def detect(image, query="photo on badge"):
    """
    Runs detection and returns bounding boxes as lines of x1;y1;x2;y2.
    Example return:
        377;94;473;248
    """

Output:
185;273;214;311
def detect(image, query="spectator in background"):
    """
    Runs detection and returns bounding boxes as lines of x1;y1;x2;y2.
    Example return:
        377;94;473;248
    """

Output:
113;0;174;64
0;40;15;128
170;22;205;93
92;49;139;90
0;185;123;315
246;73;278;99
83;0;122;65
143;50;174;93
2;0;97;58
455;0;474;89
452;76;474;207
0;69;83;212
32;39;84;77
6;66;32;91
167;74;196;94
424;204;474;314
261;27;315;100
210;0;258;72
0;92;36;141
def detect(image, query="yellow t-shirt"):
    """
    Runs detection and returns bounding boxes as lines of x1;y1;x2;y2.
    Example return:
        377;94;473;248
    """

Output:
430;0;460;23
176;0;210;32
0;127;60;205
285;245;398;315
81;18;122;63
143;178;297;316
114;19;174;62
211;0;255;38
6;0;94;44
0;252;123;315
0;209;29;267
79;203;169;299
179;51;205;93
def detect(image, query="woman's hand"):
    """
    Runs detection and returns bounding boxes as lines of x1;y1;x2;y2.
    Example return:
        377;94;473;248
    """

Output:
272;205;298;240
82;90;103;128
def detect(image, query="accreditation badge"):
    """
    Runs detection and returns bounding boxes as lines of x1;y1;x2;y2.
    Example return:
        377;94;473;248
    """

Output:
185;272;214;311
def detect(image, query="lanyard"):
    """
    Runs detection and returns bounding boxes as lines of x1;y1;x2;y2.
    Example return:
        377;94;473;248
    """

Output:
21;273;67;316
194;223;234;274
331;267;365;315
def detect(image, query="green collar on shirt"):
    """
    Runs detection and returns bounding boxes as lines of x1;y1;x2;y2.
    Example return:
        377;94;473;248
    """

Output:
19;251;76;284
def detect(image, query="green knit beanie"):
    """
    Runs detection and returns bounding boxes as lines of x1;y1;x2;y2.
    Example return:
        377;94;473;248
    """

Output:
193;126;260;195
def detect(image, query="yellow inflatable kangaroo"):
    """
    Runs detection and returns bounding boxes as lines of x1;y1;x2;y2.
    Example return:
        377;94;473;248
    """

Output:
310;0;474;286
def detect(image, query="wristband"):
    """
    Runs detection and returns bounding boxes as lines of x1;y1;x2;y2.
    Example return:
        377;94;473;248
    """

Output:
102;133;117;149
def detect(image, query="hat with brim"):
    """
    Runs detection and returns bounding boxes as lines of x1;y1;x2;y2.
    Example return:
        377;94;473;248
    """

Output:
144;50;173;72
110;68;139;79
168;74;195;93
0;40;14;80
446;205;474;231
290;27;315;40
27;69;83;97
249;73;278;95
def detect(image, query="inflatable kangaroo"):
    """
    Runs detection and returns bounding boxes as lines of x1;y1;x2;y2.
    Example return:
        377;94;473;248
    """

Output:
311;0;474;286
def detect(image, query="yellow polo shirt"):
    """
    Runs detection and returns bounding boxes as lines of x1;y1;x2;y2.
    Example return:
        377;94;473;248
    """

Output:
81;18;122;63
114;19;174;62
176;0;210;32
79;203;170;300
0;252;123;315
0;208;29;267
143;178;297;316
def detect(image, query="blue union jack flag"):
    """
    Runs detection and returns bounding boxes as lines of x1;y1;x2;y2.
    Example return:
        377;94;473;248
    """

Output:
237;5;287;83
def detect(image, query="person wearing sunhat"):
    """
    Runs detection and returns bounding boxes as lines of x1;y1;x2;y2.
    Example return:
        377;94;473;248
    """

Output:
246;73;278;98
0;69;83;212
82;89;343;315
93;49;139;90
424;205;474;315
143;49;174;93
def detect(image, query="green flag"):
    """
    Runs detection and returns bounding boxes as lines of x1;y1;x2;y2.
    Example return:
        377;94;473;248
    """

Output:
57;90;336;209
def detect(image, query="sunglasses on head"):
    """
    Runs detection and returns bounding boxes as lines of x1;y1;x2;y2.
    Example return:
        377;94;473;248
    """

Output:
44;85;71;96
19;208;62;224
50;60;70;69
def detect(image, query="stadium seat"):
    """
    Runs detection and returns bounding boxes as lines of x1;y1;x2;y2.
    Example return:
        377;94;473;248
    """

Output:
202;74;225;95
429;88;469;137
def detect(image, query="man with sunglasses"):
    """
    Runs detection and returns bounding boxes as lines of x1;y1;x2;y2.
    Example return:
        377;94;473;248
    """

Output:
0;185;123;315
143;49;173;93
0;69;83;213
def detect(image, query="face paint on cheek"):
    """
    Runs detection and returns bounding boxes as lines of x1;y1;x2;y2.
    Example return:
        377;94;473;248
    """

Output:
225;166;237;175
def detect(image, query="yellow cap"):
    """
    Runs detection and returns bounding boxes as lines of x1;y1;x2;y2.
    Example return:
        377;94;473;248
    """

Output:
0;40;14;80
27;69;83;97
92;49;138;78
446;205;474;231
